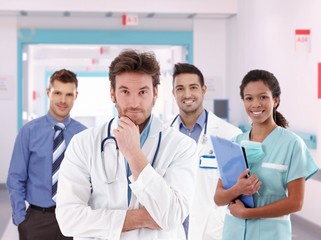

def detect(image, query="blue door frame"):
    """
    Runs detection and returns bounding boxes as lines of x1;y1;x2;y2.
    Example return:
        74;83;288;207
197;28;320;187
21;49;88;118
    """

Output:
17;29;193;128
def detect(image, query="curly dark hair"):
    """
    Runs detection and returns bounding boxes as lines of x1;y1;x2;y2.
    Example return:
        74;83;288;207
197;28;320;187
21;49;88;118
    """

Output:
240;69;289;128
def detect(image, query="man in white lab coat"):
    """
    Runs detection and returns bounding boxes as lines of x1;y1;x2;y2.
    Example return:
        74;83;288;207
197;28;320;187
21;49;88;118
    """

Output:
55;49;198;240
170;63;242;240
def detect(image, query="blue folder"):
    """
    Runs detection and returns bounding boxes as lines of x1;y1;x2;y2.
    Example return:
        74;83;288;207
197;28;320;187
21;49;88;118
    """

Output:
211;135;255;208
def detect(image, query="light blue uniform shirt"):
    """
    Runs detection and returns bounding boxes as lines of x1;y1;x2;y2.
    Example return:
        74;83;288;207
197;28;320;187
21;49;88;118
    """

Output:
6;113;86;225
222;127;318;240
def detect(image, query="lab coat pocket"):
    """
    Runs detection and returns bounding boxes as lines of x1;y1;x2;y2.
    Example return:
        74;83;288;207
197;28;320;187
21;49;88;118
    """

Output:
155;168;166;177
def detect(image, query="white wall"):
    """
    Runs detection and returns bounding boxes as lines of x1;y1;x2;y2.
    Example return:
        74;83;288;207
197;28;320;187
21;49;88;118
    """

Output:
227;0;321;226
0;17;17;184
193;19;234;122
0;0;237;15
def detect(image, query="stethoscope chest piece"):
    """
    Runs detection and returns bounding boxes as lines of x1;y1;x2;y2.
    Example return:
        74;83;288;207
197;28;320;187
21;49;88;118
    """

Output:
202;135;208;144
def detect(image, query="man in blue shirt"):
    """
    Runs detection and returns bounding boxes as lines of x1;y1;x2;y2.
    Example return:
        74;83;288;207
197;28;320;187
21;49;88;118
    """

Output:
170;63;242;240
6;69;87;240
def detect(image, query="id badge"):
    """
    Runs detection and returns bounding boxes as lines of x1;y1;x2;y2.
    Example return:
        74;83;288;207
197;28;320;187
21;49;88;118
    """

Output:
199;155;217;169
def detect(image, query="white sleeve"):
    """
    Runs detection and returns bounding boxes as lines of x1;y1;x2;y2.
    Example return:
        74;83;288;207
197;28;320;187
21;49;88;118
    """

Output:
55;134;126;239
129;136;197;230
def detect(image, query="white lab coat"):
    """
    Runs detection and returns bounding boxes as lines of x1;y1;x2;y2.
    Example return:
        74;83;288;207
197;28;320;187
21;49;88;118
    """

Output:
56;115;198;240
170;111;242;240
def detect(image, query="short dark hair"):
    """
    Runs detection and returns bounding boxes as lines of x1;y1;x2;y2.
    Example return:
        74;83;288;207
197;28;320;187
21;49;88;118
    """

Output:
49;69;78;88
172;63;205;87
109;49;161;90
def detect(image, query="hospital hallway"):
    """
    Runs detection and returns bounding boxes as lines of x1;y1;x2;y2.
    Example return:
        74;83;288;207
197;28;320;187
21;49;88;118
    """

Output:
0;185;320;240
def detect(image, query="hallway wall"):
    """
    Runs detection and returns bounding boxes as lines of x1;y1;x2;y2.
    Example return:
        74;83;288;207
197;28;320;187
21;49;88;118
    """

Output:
226;0;321;227
0;17;17;186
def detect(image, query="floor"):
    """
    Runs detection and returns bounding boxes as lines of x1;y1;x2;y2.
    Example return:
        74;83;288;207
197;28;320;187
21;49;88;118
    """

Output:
1;185;320;240
0;185;18;240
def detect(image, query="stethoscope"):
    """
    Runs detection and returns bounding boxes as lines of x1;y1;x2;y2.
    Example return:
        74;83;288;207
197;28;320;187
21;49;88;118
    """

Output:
101;117;162;184
170;109;208;144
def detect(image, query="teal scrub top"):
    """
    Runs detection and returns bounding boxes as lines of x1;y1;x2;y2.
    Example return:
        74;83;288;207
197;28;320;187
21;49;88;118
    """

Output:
222;127;319;240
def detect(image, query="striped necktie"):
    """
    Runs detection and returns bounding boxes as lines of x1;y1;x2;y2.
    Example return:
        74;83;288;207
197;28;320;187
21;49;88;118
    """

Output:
52;122;66;201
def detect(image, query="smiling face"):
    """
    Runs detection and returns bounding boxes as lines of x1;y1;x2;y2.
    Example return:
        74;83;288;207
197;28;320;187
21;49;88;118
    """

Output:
172;73;206;116
243;80;279;126
47;80;78;122
110;72;158;130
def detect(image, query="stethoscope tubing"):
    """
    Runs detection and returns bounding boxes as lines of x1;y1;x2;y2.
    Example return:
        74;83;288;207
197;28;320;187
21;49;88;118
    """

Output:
101;118;118;152
170;109;208;136
101;117;162;168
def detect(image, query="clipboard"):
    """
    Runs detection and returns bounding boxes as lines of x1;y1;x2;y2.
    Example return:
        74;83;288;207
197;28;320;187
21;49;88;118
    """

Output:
211;135;255;208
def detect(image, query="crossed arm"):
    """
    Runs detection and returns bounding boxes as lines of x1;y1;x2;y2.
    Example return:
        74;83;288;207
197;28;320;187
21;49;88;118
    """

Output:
122;208;160;232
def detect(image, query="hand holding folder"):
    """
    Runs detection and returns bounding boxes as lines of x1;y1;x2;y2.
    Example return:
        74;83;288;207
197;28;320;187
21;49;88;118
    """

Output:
211;135;255;208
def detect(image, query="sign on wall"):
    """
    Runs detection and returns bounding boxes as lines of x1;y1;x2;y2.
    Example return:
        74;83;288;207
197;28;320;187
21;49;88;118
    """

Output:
122;14;139;26
0;75;14;100
318;63;321;99
295;29;311;52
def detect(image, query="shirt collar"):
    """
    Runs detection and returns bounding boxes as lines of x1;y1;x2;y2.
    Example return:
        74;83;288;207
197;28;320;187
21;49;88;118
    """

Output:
178;109;206;131
46;112;71;128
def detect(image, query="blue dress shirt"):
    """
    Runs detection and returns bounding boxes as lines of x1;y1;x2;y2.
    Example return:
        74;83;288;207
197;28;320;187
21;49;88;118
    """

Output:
178;109;206;143
6;113;86;225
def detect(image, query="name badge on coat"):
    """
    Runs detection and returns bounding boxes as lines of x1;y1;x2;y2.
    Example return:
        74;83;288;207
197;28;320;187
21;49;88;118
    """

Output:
199;155;217;169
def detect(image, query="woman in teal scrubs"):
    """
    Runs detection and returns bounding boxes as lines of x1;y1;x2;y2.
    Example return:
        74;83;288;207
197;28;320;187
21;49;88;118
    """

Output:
214;69;318;240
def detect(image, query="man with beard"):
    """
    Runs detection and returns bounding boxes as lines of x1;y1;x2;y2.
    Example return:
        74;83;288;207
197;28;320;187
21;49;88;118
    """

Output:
170;63;242;240
56;49;198;240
